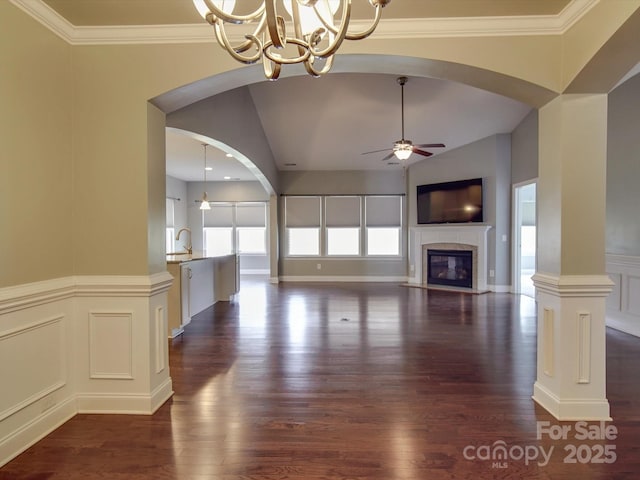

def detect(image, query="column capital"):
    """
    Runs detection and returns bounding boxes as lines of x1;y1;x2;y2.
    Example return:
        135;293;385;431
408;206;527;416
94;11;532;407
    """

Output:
532;272;614;297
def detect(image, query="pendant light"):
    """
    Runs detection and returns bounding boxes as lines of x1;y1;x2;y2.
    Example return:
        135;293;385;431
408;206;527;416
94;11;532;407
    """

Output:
200;144;211;210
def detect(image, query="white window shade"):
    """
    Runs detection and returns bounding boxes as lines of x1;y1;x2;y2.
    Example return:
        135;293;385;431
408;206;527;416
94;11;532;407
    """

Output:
166;198;175;227
366;196;402;227
236;203;266;227
285;196;321;227
203;203;233;227
325;196;361;227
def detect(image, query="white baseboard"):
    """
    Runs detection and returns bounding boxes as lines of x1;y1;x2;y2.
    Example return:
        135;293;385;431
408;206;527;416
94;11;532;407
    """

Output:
489;284;511;293
0;396;76;468
279;275;408;283
76;378;173;415
240;269;270;275
533;382;611;421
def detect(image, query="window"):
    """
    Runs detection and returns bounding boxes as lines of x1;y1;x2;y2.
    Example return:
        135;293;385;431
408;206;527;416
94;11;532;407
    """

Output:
166;197;175;253
366;228;400;256
325;196;360;256
288;228;320;256
283;194;403;258
204;227;233;256
237;227;266;254
285;196;321;256
365;196;402;256
236;203;267;254
327;228;360;255
202;202;268;256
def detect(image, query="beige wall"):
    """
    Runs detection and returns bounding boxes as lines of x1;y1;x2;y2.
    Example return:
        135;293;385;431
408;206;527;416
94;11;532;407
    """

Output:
511;109;539;185
0;3;73;287
3;1;640;287
607;74;640;256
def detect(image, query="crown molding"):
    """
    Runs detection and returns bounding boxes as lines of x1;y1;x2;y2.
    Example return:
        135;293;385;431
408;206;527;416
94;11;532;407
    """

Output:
10;0;599;45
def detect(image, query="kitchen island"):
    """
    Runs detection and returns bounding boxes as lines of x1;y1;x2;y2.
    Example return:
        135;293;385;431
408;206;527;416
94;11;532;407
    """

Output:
166;253;239;338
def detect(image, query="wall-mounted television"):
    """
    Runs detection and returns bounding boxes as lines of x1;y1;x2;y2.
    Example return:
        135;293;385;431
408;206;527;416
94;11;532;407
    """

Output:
417;178;483;224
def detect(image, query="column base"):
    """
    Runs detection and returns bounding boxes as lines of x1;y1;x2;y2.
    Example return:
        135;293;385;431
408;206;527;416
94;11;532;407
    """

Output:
533;381;611;421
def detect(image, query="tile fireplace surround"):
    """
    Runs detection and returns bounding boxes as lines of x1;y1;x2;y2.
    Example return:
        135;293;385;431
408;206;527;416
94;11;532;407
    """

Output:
408;225;491;292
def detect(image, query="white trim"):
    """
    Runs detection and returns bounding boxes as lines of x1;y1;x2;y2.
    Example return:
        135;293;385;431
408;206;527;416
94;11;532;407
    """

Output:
489;284;512;293
240;269;270;275
0;273;175;467
0;396;76;468
409;224;491;292
532;382;611;421
9;0;599;45
76;377;173;415
279;275;407;283
532;273;614;297
0;273;173;314
511;179;537;295
0;277;75;315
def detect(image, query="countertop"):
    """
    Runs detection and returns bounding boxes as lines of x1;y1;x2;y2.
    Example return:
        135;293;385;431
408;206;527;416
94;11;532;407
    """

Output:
166;252;236;264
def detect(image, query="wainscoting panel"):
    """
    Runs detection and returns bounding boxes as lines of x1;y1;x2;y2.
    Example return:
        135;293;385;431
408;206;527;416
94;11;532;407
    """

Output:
606;254;640;337
628;276;640;316
0;315;65;421
155;306;166;374
0;272;173;468
88;312;133;380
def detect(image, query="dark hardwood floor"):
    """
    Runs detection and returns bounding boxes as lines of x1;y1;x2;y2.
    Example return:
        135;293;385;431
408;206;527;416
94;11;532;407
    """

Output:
2;277;639;479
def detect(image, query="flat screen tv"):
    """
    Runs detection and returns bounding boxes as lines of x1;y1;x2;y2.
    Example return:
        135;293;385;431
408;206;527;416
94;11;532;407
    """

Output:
417;178;483;224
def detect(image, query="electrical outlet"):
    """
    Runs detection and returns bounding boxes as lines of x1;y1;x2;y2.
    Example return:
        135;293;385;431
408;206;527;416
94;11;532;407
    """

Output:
317;263;321;270
502;234;508;242
410;264;415;272
489;269;495;278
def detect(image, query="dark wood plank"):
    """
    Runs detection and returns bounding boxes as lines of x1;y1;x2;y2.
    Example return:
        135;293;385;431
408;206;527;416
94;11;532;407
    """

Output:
1;278;639;479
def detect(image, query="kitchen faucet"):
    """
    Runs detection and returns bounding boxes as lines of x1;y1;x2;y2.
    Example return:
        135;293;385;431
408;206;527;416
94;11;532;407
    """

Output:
176;228;192;254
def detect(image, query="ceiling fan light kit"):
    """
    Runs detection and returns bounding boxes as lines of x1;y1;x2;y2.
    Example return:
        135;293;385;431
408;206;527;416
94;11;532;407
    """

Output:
192;0;391;80
362;76;445;163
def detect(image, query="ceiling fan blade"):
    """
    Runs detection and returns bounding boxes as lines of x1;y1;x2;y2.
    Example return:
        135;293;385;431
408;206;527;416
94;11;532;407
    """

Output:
381;152;396;162
412;148;433;157
415;143;445;148
362;148;392;155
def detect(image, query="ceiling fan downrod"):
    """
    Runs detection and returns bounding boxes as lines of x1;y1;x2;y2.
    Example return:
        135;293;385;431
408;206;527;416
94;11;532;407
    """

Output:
397;76;408;141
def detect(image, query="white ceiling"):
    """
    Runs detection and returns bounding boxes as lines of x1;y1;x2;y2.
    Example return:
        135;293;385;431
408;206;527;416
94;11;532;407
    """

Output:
165;73;532;182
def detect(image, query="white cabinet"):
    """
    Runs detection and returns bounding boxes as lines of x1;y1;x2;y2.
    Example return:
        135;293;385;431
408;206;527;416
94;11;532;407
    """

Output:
180;263;191;327
166;255;239;338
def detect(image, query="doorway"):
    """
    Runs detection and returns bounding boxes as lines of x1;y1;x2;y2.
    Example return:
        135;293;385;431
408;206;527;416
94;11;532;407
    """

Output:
513;181;536;297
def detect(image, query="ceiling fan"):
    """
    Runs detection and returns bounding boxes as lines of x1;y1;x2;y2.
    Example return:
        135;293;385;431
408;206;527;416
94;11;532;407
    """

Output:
362;76;445;162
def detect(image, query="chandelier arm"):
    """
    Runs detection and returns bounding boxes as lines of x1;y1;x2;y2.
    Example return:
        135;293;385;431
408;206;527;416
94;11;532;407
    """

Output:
202;0;265;24
303;52;334;77
262;55;282;80
263;38;311;64
308;1;350;58
221;16;268;54
265;0;287;50
215;21;263;64
344;4;383;40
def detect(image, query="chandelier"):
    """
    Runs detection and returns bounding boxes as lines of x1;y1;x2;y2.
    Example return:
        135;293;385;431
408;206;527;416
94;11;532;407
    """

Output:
192;0;391;80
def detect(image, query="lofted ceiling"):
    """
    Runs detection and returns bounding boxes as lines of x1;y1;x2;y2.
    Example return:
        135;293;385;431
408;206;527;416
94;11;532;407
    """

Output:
33;0;580;183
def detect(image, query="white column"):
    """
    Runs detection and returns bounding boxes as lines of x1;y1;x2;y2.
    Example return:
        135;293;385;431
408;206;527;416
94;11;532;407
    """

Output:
533;94;613;420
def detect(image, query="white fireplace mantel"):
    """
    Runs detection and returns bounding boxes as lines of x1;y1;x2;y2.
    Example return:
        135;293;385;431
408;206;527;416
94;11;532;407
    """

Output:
408;225;492;291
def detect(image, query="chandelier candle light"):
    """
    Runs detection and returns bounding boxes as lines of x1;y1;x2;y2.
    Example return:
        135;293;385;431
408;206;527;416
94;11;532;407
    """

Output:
192;0;391;79
200;144;211;210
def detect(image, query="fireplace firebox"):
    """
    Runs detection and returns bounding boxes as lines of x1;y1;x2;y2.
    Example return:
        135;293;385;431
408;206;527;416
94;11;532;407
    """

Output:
427;249;473;289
